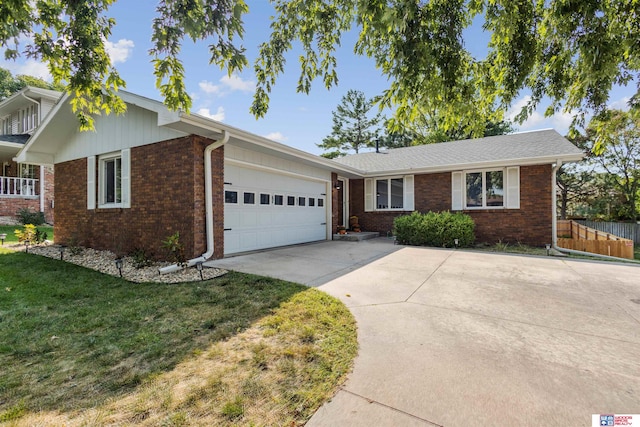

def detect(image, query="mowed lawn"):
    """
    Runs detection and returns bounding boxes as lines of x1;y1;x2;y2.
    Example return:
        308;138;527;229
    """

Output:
0;225;54;244
0;249;357;425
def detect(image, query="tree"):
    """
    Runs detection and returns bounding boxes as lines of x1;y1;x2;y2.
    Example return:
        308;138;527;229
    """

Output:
318;90;381;157
0;67;64;100
583;110;640;220
556;163;594;220
1;1;638;134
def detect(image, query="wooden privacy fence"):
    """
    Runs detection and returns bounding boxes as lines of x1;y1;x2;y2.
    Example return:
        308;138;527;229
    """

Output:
577;220;640;245
557;220;635;259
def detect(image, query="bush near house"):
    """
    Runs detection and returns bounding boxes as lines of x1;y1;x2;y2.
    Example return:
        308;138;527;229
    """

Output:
16;208;46;226
394;211;475;247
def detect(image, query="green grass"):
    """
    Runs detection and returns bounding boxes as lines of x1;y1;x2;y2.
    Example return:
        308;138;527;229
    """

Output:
0;250;308;414
0;224;54;243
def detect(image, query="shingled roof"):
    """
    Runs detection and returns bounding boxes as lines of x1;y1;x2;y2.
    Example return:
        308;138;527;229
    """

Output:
0;134;30;145
332;129;585;174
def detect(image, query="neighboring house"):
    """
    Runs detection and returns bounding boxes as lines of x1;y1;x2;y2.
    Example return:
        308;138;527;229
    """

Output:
0;87;60;223
15;90;584;261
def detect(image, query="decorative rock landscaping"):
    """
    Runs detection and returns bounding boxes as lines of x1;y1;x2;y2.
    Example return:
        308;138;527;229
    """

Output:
15;242;227;283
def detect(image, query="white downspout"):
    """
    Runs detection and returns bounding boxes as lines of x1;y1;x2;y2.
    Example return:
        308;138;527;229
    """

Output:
159;130;230;274
551;160;640;263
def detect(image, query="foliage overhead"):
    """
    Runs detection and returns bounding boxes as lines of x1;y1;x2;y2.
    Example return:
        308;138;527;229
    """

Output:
0;0;637;133
318;89;381;157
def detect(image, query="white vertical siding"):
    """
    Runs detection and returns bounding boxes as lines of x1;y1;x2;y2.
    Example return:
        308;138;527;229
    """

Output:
225;144;331;182
56;104;187;163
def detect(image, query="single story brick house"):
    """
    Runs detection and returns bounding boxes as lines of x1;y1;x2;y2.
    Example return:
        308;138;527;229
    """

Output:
15;90;584;262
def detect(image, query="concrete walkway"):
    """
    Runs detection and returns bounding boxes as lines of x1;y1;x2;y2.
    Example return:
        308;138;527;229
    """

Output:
204;238;401;287
208;240;640;426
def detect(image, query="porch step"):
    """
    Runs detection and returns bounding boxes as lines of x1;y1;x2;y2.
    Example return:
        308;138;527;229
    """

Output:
332;231;380;242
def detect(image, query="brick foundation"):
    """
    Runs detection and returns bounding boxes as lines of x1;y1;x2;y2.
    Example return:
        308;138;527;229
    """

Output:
0;163;54;224
347;165;553;247
54;135;224;260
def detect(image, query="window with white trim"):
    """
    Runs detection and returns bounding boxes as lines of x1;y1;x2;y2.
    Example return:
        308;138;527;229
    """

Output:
465;170;504;208
364;175;414;211
1;115;12;134
93;150;131;209
18;104;38;133
452;167;519;210
102;155;122;204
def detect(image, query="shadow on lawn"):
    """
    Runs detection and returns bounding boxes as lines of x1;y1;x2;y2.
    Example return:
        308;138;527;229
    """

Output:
0;250;306;415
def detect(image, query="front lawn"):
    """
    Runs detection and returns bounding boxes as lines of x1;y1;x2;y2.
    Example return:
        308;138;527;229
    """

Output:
0;224;54;244
0;250;357;425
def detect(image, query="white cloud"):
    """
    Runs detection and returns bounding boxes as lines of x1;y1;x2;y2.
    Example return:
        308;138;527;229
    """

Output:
507;95;575;134
264;132;287;142
198;74;255;98
220;74;255;93
104;39;134;64
198;80;220;95
196;107;225;121
13;59;52;81
609;96;631;111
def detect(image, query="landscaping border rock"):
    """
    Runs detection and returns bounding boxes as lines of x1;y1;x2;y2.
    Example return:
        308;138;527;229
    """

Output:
17;242;227;283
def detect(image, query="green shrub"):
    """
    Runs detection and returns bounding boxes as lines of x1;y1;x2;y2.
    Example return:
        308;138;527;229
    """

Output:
16;208;45;226
14;224;48;244
130;247;154;269
162;232;186;265
393;211;475;248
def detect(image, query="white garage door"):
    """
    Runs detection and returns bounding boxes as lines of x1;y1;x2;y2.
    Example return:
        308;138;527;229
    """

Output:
224;164;329;255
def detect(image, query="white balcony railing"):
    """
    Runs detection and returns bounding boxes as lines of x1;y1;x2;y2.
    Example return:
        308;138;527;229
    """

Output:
0;176;39;197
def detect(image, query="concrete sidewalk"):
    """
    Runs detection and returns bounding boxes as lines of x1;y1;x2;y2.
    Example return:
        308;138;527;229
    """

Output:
208;240;640;426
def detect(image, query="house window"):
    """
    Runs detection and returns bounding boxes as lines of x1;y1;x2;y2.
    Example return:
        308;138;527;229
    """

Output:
19;164;37;179
376;178;404;210
18;104;38;133
1;115;11;134
465;170;504;208
298;197;305;206
225;191;238;203
287;196;295;206
260;193;270;205
244;192;255;204
309;198;315;207
274;195;284;205
318;198;324;207
101;156;122;204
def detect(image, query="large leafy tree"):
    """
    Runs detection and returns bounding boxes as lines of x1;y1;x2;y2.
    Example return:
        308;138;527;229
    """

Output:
584;110;640;220
318;89;381;158
0;67;64;100
1;1;637;135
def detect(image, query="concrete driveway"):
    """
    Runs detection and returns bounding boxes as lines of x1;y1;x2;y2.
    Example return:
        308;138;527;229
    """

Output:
207;239;640;426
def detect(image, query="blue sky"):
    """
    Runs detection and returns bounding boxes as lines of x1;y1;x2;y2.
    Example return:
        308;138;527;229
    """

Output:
1;2;633;155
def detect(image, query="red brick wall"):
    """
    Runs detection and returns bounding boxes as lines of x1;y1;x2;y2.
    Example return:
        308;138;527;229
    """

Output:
40;165;55;224
330;172;340;233
54;135;225;259
347;165;553;246
0;163;54;223
0;197;39;218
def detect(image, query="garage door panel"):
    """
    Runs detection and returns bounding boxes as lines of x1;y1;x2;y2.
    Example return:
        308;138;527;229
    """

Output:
224;164;328;255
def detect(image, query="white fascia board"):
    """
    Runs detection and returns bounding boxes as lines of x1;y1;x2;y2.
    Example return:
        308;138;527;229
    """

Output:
14;150;54;164
167;111;364;178
0;141;23;150
13;92;71;165
359;153;586;177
